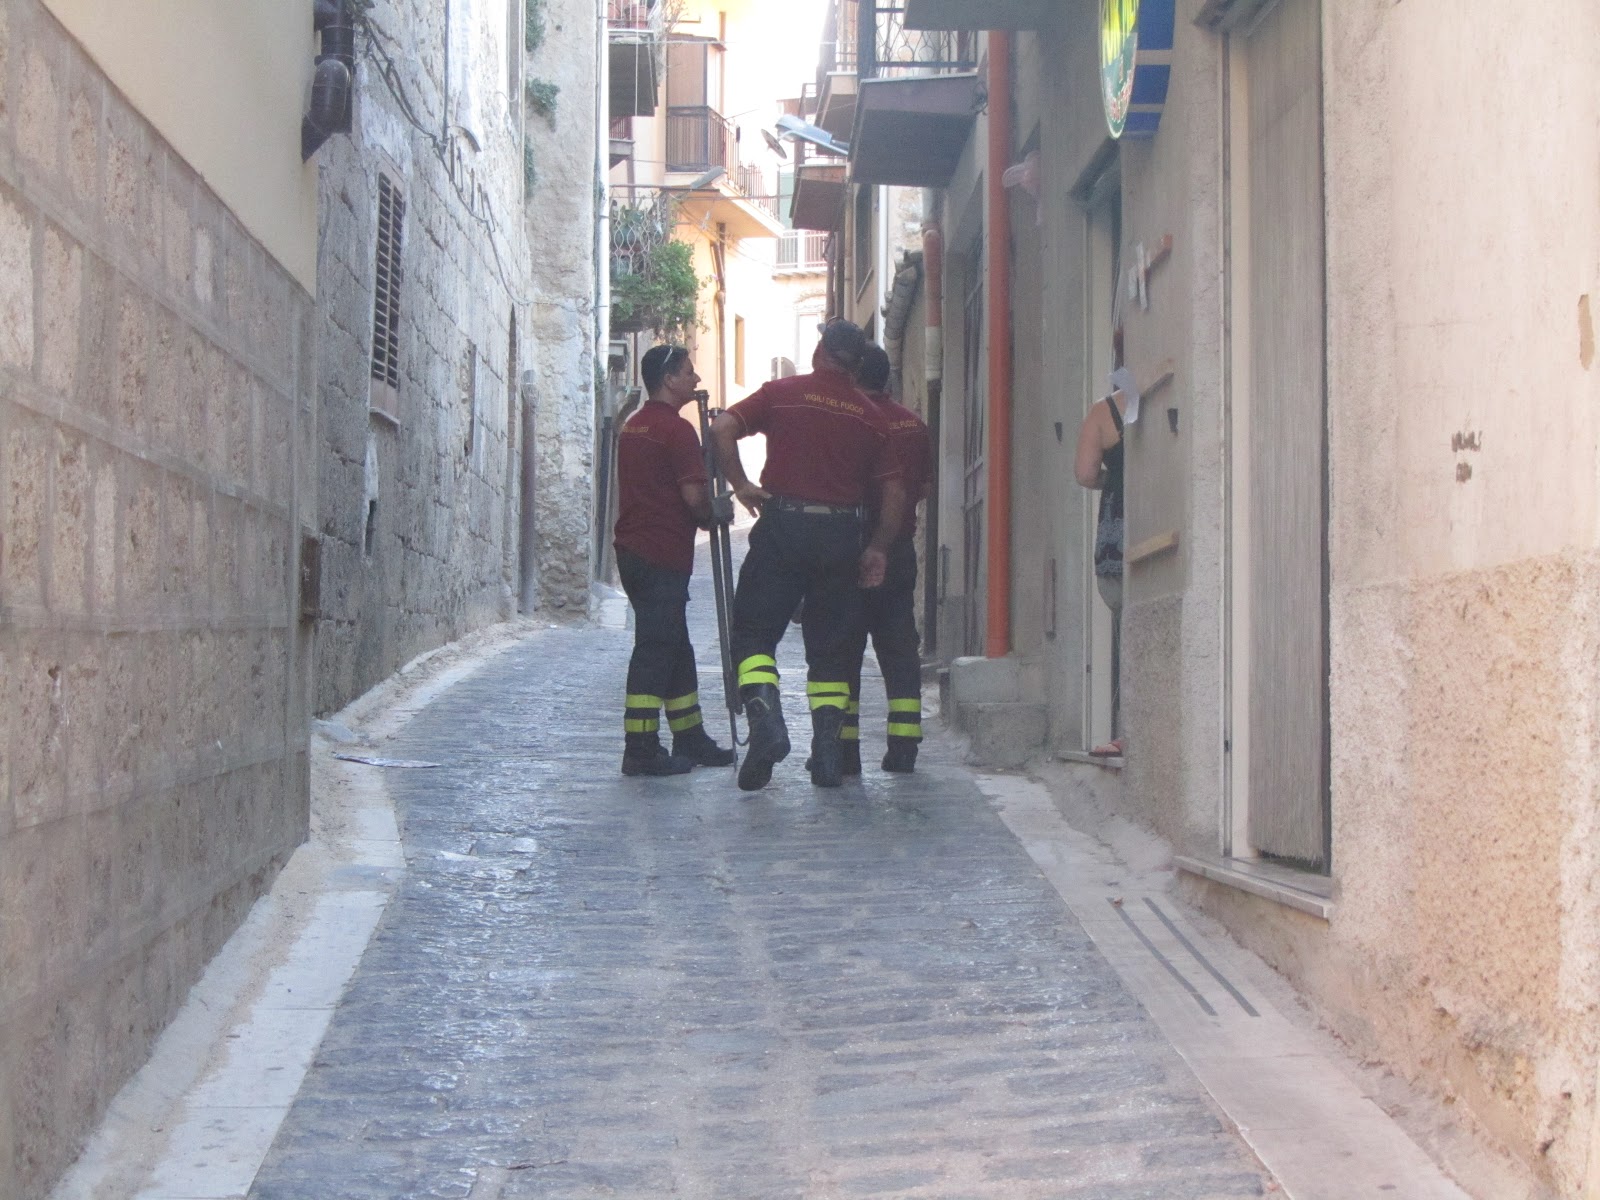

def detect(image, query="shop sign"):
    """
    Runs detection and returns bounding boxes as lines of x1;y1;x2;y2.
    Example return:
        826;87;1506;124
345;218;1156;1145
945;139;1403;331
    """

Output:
1099;0;1175;140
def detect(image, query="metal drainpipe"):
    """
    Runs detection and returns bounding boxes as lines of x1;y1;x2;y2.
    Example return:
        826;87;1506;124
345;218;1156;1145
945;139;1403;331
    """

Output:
596;1;612;361
713;226;729;410
922;204;944;656
984;32;1014;658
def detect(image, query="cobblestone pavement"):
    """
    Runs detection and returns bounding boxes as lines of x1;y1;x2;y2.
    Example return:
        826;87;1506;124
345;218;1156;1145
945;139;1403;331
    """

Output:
247;535;1270;1199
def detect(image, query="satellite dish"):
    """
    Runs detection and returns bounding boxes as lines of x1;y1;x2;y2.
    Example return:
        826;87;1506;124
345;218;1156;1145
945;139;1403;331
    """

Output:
775;113;850;157
762;129;788;159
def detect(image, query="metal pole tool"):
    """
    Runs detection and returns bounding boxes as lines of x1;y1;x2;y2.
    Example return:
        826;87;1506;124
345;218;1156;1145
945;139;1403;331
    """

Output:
694;389;741;764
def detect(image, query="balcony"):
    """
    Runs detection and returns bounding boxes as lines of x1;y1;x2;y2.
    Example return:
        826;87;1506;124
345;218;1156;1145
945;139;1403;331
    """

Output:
776;229;831;273
657;113;784;240
814;0;859;141
608;0;661;119
847;3;980;188
790;157;848;232
902;0;1052;30
666;105;737;174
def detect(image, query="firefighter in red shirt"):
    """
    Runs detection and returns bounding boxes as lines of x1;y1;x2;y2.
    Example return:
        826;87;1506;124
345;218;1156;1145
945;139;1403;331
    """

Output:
842;344;934;774
710;320;906;791
612;344;736;776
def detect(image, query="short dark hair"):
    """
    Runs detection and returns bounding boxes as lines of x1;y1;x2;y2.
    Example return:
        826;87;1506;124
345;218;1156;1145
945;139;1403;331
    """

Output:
641;344;686;393
818;319;867;370
857;344;891;393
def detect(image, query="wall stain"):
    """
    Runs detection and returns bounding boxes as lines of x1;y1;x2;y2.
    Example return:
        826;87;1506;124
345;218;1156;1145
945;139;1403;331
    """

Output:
1453;429;1480;482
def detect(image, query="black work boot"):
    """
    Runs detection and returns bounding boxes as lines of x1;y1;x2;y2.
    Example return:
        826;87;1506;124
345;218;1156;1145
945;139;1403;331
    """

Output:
805;739;860;776
881;738;919;773
737;683;790;791
840;739;862;776
808;707;847;788
672;725;736;767
621;735;693;777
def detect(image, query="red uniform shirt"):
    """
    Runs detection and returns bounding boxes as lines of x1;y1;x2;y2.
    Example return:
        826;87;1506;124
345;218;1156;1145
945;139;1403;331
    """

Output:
726;366;899;506
613;399;708;575
867;392;933;541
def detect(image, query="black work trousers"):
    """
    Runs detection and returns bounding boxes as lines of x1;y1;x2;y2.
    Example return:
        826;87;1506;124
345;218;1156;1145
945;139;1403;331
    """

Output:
617;549;707;743
843;537;923;745
730;506;863;712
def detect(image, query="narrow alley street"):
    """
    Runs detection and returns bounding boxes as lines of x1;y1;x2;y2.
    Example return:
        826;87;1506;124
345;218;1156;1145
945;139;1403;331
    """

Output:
244;532;1272;1199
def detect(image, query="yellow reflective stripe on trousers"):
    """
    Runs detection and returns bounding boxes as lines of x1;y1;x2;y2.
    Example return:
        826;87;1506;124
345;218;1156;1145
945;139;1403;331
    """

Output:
625;694;663;710
624;718;659;734
806;681;850;711
887;723;922;738
888;699;921;714
664;693;699;712
668;713;703;732
840;725;860;741
737;655;779;687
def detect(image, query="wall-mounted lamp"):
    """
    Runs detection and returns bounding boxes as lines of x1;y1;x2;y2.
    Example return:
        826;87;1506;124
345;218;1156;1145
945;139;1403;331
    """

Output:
303;0;356;161
774;114;850;157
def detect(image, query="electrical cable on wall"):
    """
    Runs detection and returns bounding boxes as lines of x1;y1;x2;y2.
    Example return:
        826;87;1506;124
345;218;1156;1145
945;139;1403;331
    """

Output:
352;6;543;311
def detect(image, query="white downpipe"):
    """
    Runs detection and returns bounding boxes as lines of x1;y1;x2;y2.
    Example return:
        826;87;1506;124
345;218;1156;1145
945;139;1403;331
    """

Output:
875;185;892;330
922;187;942;383
595;1;611;361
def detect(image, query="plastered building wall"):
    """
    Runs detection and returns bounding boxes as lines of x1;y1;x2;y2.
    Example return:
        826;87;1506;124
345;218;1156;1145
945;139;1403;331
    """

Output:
1109;2;1226;849
1311;1;1600;1190
38;0;318;291
1004;1;1600;1192
0;3;315;1195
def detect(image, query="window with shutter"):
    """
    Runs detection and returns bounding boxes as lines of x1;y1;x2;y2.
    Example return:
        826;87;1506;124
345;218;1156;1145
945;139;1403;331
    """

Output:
370;173;406;422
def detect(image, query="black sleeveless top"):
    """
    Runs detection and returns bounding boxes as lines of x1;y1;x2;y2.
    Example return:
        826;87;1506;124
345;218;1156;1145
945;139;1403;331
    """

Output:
1094;399;1124;579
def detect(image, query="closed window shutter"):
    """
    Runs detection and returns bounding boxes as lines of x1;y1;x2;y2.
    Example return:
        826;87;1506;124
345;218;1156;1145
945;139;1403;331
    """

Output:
371;174;405;390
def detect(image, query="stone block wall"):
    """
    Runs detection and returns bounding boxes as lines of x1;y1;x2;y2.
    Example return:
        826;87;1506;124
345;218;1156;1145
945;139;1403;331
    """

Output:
0;4;314;1196
524;0;599;617
312;0;595;715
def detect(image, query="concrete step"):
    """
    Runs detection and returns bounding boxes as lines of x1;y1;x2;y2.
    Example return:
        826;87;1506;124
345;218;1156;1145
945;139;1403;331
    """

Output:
958;699;1048;768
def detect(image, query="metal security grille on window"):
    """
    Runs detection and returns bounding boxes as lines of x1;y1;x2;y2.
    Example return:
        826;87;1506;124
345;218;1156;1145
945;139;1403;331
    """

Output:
371;176;406;392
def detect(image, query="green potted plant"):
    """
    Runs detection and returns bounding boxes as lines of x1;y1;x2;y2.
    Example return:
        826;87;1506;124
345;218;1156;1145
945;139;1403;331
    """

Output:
611;238;702;342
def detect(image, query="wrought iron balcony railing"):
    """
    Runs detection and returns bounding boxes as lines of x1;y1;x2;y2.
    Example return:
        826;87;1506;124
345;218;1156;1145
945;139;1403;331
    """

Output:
816;0;976;88
858;1;976;79
734;164;776;219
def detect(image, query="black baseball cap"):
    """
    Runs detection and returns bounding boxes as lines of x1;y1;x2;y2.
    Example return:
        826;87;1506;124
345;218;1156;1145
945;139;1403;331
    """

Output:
816;318;867;369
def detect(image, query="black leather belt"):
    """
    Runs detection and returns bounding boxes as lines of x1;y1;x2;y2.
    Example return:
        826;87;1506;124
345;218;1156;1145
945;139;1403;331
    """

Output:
768;495;863;517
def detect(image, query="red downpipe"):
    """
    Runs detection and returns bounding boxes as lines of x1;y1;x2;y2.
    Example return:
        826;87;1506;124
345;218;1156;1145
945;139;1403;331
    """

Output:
984;34;1014;658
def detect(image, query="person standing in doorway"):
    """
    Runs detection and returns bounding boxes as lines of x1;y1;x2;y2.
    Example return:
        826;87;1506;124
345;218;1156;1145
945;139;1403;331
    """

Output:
710;320;906;792
1075;367;1137;756
839;343;934;774
612;344;736;776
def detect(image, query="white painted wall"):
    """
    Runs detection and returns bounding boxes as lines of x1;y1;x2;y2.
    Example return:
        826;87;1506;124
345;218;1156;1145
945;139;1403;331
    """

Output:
40;0;319;290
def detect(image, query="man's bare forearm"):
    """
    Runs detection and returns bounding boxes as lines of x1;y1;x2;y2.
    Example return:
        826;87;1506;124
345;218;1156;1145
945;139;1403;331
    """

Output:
868;478;906;553
710;415;749;489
